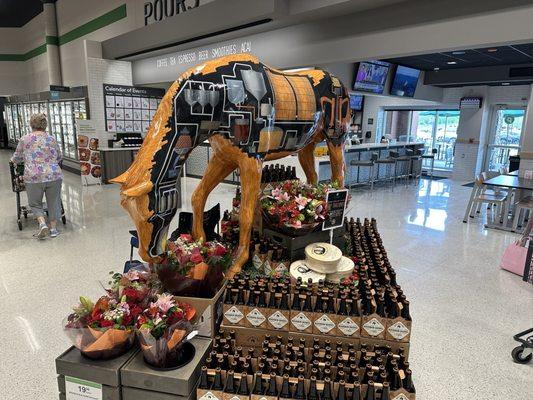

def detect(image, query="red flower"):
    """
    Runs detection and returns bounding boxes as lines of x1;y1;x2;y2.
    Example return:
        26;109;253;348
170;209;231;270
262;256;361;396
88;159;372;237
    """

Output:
100;319;114;328
179;234;193;242
214;244;227;256
190;252;203;264
130;305;143;318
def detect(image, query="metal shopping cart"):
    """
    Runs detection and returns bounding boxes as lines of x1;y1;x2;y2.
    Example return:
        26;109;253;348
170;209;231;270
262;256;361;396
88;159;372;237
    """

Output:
510;238;533;364
9;161;66;230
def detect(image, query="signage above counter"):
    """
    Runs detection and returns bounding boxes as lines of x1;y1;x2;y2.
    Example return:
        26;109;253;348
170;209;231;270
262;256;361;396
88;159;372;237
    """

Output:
143;0;215;25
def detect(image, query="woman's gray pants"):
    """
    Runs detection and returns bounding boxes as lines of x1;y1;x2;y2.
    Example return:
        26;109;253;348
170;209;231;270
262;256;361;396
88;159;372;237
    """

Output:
25;179;62;222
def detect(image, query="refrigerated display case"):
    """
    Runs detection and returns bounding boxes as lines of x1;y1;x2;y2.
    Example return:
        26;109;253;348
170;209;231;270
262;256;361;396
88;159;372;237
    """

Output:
5;105;15;143
48;99;88;160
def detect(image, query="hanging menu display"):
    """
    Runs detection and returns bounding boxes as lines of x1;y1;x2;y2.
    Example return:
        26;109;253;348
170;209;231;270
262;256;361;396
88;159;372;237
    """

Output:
103;84;165;135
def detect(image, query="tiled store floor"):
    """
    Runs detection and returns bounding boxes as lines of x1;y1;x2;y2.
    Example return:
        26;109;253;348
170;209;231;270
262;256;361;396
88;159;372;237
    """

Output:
0;149;531;399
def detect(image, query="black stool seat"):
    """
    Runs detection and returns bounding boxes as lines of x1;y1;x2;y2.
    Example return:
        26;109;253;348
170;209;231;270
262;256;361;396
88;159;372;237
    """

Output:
376;158;396;164
351;159;374;167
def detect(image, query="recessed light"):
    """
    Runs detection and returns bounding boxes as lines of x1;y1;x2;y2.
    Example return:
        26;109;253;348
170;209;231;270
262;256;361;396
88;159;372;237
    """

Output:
452;51;465;55
502;82;510;86
487;48;498;52
433;67;440;71
446;61;457;65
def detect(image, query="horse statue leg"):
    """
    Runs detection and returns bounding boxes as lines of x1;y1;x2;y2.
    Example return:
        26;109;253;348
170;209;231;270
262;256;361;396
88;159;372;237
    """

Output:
326;139;346;187
191;151;237;242
298;141;318;184
227;154;262;278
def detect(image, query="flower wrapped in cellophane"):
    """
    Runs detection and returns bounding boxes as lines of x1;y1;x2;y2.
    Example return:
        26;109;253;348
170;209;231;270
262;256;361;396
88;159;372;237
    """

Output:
104;264;162;307
135;293;197;369
63;295;140;360
156;234;232;297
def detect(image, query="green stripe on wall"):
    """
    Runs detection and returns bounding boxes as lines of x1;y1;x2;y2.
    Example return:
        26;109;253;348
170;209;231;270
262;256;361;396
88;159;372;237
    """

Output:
58;4;127;46
45;35;59;46
0;4;127;61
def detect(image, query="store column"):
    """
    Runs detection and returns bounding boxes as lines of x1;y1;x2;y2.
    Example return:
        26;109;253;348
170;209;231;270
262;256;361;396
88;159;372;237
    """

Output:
42;0;62;86
519;85;533;175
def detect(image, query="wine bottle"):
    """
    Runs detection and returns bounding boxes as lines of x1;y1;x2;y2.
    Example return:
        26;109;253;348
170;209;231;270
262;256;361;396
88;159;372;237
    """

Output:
213;368;224;391
224;370;236;394
307;376;320;400
252;372;263;395
403;369;416;393
266;373;278;397
350;382;362;400
337;380;347;400
390;368;402;391
199;366;210;390
294;376;306;400
238;373;249;396
279;374;292;400
364;381;375;400
322;377;333;400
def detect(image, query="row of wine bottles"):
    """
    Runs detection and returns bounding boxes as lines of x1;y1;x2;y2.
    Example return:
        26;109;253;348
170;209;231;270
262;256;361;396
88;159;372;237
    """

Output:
261;164;297;183
204;330;415;396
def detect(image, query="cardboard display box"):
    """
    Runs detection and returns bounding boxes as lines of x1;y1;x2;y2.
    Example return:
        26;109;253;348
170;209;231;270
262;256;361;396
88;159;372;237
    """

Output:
55;345;138;400
176;283;226;338
121;337;212;398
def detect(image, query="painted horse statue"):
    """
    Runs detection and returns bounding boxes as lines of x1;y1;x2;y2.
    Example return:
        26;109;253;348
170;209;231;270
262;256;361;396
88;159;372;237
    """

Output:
111;54;350;278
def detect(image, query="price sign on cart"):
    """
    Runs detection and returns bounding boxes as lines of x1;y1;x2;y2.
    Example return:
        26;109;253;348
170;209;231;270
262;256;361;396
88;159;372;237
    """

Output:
323;189;349;243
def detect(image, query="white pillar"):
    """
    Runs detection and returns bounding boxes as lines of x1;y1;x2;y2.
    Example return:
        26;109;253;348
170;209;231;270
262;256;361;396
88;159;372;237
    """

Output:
43;0;62;86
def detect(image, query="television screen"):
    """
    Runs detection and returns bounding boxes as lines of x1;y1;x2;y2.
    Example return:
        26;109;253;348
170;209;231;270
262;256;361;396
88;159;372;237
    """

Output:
353;61;390;93
390;65;420;97
349;94;364;110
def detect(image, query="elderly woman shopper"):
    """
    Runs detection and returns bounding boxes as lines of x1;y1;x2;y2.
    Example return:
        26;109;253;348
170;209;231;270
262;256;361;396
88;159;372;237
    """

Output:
11;113;63;239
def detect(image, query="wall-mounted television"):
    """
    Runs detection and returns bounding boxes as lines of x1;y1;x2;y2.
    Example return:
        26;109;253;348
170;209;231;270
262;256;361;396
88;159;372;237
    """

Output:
390;65;420;97
353;61;390;94
349;94;364;111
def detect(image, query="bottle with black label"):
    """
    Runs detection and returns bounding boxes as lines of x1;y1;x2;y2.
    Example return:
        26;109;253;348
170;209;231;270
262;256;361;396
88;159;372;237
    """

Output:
224;370;236;394
199;366;210;390
307;376;320;400
212;368;224;391
238;373;249;396
279;374;292;400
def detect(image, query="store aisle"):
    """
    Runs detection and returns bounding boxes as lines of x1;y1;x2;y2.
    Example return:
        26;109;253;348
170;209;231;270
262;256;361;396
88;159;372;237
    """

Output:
0;149;531;399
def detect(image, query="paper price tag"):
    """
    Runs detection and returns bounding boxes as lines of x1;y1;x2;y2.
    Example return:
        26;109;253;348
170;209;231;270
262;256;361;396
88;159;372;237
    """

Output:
65;376;102;400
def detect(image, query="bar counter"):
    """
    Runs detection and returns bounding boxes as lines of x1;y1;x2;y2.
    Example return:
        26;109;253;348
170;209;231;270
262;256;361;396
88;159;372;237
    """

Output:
185;141;424;185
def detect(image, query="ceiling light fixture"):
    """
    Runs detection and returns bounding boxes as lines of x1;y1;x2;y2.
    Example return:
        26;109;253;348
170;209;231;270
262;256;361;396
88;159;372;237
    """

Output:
452;51;466;55
446;61;457;65
502;82;510;86
487;48;498;52
433;67;440;71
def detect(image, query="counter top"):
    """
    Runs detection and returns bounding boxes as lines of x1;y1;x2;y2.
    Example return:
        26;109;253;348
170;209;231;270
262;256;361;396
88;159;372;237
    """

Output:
99;146;141;152
344;142;424;151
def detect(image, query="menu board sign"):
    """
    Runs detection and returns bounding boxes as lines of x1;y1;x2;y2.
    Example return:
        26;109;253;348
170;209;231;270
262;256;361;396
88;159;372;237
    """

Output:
323;189;349;230
103;84;165;135
76;119;102;186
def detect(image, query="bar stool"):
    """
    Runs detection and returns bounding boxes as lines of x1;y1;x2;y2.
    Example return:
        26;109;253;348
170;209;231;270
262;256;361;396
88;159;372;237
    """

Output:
421;148;437;177
375;151;397;187
407;149;423;180
389;150;410;183
349;153;378;191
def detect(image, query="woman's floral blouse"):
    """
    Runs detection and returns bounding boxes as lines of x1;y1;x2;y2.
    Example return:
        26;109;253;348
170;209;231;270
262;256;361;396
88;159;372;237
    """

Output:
12;131;63;183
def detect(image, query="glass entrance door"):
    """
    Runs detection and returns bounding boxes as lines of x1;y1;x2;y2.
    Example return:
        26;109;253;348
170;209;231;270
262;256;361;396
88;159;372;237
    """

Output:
485;107;525;171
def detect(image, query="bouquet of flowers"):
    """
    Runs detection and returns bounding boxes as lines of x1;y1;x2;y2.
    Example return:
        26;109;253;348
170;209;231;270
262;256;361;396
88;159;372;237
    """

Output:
63;295;139;359
104;264;161;307
157;234;233;297
260;180;336;235
136;293;196;369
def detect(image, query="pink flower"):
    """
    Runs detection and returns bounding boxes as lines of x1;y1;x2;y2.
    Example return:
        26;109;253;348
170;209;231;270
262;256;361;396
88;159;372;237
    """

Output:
152;293;175;313
271;187;281;198
179;234;193;242
295;195;309;210
190;253;203;264
290;220;302;228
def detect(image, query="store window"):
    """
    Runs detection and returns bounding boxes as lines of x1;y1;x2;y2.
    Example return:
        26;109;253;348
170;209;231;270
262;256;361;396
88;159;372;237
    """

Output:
381;109;459;170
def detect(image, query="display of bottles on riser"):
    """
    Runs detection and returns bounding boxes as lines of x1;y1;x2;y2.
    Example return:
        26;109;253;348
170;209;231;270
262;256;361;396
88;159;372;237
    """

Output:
198;331;415;400
222;218;412;342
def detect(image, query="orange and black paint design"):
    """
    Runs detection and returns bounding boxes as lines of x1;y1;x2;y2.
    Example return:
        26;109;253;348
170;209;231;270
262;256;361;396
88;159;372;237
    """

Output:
112;54;349;273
